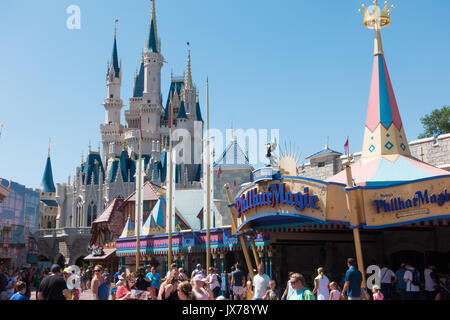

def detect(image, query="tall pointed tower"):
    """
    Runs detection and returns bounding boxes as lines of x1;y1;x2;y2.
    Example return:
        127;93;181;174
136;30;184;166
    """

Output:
101;25;124;162
359;1;411;163
39;140;58;229
327;1;449;186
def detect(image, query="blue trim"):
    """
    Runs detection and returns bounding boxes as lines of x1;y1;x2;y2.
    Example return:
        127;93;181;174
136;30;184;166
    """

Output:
236;212;327;233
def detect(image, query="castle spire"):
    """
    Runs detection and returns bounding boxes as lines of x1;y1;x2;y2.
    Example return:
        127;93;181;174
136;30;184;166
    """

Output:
185;45;193;90
146;0;159;53
41;149;56;193
111;23;120;78
359;1;410;161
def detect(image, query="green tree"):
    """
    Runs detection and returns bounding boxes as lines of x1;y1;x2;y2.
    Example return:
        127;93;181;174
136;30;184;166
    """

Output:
418;106;450;139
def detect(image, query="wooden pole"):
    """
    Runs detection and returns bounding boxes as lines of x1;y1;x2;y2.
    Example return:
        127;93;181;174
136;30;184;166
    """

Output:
224;183;255;280
136;109;143;272
205;77;211;272
249;238;260;266
344;161;369;299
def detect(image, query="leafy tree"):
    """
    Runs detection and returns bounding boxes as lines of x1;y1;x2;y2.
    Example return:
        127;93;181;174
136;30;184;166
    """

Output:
418;106;450;139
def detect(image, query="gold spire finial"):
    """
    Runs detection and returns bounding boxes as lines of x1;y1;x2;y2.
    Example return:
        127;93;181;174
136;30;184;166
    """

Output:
114;19;117;40
185;44;193;90
48;137;51;157
359;1;395;56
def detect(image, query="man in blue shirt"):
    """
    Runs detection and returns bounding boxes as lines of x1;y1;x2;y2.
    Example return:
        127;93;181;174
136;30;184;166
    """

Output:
395;263;407;300
10;281;28;300
341;258;363;300
146;266;161;291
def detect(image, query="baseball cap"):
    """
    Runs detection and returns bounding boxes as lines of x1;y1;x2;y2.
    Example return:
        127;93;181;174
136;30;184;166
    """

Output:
193;274;207;282
50;264;61;273
196;264;202;268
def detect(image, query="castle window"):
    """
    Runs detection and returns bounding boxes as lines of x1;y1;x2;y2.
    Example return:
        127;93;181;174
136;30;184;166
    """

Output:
318;162;325;168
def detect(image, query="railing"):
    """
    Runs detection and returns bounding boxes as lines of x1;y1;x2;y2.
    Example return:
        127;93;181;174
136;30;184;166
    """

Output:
37;227;92;238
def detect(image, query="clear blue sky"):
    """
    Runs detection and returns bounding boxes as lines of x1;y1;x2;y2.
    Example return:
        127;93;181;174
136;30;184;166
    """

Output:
1;0;449;189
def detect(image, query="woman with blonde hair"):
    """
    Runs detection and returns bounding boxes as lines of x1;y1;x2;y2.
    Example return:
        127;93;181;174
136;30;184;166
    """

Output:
116;273;142;300
178;281;196;300
312;267;330;300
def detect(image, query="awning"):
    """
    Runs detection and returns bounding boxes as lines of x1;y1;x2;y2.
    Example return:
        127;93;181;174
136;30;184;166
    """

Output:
84;248;116;261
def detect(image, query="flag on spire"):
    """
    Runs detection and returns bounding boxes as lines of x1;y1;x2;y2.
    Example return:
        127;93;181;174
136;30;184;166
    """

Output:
217;167;222;179
344;137;349;156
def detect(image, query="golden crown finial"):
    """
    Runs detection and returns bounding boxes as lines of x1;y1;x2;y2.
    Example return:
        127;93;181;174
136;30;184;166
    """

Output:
359;1;394;29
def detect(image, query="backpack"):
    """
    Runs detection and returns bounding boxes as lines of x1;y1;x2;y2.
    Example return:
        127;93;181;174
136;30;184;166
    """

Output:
411;270;421;286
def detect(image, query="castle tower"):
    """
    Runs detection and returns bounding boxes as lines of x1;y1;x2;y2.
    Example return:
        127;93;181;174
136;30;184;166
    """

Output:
101;25;124;162
39;140;58;229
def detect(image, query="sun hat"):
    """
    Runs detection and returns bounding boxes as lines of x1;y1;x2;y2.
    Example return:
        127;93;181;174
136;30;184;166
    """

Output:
372;285;381;291
193;274;207;282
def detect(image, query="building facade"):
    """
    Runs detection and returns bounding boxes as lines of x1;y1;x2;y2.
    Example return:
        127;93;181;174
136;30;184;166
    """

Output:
37;1;204;267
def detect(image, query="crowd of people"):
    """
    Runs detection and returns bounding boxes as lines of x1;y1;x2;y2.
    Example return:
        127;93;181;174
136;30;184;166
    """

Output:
0;257;448;300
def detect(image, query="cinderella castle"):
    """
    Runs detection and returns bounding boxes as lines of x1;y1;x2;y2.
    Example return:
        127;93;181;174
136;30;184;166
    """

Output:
37;1;208;265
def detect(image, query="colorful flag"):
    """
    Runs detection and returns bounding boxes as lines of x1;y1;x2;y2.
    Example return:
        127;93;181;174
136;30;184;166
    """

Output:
344;137;349;156
217;167;222;179
233;180;236;191
115;19;119;23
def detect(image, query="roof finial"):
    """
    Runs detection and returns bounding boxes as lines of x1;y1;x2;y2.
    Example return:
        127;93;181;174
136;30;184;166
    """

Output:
81;152;84;164
48;137;51;157
114;18;118;40
325;136;329;150
185;43;193;90
89;140;92;153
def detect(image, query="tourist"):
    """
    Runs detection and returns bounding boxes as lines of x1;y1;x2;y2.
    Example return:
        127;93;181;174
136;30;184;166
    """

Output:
97;274;110;300
86;267;93;289
178;280;196;300
81;269;88;291
252;263;270;300
10;281;28;300
103;268;111;292
227;266;235;300
379;264;396;300
113;268;121;284
287;273;315;300
231;262;246;300
191;264;205;278
329;281;341;300
424;265;437;300
166;263;178;279
394;263;407;300
263;280;280;300
0;268;8;300
146;266;161;292
38;264;69;300
403;263;421;300
341;258;363;300
91;265;103;300
178;268;188;281
19;269;31;299
116;273;141;300
136;266;156;300
160;271;180;300
191;274;214;300
281;272;295;300
372;284;384;300
312;267;330;300
6;268;17;300
33;270;44;300
205;267;220;298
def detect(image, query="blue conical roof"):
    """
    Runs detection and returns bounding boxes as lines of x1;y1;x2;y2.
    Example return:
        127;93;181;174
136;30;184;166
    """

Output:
41;156;56;193
177;101;188;119
147;18;158;53
133;62;145;98
195;102;203;122
112;37;120;78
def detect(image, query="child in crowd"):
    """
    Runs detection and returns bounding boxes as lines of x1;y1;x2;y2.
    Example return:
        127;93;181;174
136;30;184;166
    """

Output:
329;282;341;300
10;281;28;300
372;285;384;300
263;280;280;300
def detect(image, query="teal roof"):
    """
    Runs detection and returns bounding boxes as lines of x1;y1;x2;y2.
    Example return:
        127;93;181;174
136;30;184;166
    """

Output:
147;18;158;53
164;81;184;120
82;152;105;185
40;157;56;193
108;159;120;183
177;101;188;119
195;102;203;122
306;147;342;160
112;37;120;78
133;62;145;97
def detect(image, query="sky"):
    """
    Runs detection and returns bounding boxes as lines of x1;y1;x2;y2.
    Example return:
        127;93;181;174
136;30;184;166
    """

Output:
0;0;449;189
